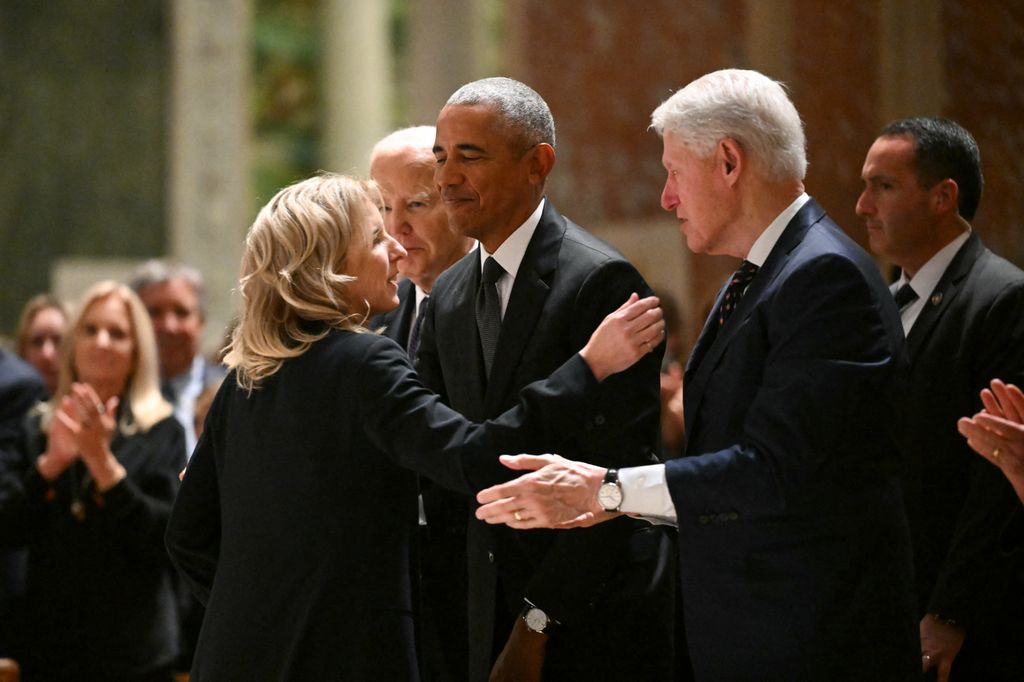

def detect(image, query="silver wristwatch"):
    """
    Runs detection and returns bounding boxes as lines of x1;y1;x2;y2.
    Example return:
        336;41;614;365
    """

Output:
597;468;623;511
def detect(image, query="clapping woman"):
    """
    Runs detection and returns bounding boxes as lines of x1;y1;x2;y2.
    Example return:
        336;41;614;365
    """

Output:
0;282;185;681
165;174;663;681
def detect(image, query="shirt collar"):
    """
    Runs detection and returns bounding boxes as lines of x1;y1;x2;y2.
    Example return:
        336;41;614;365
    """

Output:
896;229;972;301
479;198;545;279
745;193;811;267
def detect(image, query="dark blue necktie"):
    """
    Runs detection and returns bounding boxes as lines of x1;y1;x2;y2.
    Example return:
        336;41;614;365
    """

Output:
718;260;759;327
408;295;429;360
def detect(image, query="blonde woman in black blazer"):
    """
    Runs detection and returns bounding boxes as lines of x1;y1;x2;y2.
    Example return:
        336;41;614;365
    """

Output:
165;174;663;681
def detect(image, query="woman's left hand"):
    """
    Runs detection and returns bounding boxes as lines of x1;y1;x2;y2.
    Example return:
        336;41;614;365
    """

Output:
580;293;664;381
68;382;125;492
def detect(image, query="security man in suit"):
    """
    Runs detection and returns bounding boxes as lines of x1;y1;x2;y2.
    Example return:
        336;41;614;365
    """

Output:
856;116;1024;682
473;69;920;682
368;125;474;681
417;77;675;681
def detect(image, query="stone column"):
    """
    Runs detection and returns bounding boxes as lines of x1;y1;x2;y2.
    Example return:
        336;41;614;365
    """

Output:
321;0;392;176
168;0;252;352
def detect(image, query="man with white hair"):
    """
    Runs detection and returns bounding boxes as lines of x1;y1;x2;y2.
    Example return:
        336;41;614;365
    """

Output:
368;126;474;681
474;69;920;681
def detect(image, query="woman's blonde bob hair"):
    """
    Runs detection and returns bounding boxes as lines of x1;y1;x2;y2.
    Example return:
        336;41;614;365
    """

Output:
43;281;171;434
225;173;380;391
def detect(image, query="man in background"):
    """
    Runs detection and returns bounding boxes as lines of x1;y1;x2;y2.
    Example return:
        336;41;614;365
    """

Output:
856;116;1024;681
368;125;474;681
130;260;225;460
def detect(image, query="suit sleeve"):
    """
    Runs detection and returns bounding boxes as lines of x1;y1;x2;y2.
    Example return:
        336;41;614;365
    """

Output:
928;277;1024;628
166;397;225;606
357;336;601;492
521;260;667;624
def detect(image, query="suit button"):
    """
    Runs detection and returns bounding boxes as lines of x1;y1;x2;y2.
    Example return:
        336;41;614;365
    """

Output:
594;415;606;426
728;512;738;521
698;515;710;525
487;551;495;563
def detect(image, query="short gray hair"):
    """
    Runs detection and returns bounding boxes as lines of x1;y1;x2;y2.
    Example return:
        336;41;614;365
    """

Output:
370;126;437;168
650;69;807;181
446;77;555;151
129;259;207;316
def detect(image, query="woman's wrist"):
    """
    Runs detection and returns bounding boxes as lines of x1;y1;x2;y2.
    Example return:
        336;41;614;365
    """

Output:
36;453;65;482
87;453;126;492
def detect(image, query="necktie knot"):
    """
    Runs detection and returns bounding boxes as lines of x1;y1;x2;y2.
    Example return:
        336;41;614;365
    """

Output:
718;260;759;327
893;282;918;310
482;256;504;285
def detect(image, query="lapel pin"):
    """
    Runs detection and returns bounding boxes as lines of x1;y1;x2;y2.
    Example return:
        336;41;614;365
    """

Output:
930;292;943;306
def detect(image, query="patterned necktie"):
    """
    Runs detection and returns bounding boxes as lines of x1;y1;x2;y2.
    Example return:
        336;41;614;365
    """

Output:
893;282;918;310
476;256;505;377
407;295;429;360
718;260;759;327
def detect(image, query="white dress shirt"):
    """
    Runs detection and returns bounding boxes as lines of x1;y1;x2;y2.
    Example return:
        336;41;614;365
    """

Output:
891;229;971;335
617;193;811;524
478;199;545;318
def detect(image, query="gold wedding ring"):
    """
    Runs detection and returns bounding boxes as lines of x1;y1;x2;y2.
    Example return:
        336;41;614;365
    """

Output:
514;510;523;522
993;447;1001;459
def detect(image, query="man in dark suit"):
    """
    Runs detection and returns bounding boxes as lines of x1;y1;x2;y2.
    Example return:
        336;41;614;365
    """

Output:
368;125;474;681
856;116;1024;681
0;348;48;658
417;77;675;681
474;69;920;681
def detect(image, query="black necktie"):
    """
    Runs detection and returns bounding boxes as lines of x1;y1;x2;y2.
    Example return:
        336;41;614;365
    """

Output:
476;257;504;377
407;295;429;359
718;260;759;327
893;283;918;310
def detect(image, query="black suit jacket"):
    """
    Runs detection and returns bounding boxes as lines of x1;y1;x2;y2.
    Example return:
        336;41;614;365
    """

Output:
667;199;919;681
416;200;674;681
166;330;603;681
0;349;47;657
372;278;471;681
899;232;1024;678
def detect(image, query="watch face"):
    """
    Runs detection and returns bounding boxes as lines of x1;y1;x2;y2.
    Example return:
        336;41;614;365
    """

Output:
598;483;622;511
525;608;548;633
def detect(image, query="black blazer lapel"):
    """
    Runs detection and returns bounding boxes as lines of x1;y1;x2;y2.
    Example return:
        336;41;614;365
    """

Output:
483;203;559;414
905;232;981;362
683;199;824;447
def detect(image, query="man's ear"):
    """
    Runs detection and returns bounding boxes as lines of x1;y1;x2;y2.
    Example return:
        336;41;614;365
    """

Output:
527;143;556;184
931;178;960;216
718;138;743;186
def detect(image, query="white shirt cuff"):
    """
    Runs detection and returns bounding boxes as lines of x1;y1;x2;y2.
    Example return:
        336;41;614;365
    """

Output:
618;463;677;524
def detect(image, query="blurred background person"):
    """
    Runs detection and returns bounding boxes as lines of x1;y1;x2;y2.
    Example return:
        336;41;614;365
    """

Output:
129;261;223;675
0;281;186;682
960;379;1024;506
0;348;48;663
369;125;475;681
130;260;225;461
14;295;70;397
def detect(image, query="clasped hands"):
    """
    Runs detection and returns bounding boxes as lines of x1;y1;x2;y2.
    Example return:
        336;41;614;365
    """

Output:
36;382;125;492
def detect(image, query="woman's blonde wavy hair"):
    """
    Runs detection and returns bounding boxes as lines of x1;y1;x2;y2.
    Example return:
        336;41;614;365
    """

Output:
41;281;171;435
225;173;380;391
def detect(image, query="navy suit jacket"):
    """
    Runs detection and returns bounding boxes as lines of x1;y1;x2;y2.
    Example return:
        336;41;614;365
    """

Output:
668;198;919;681
898;232;1024;677
417;200;674;681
